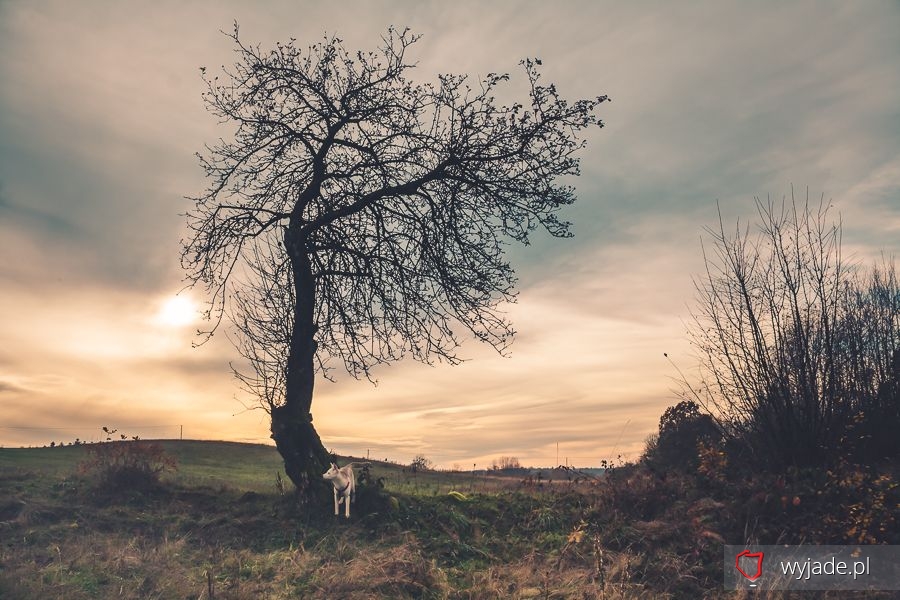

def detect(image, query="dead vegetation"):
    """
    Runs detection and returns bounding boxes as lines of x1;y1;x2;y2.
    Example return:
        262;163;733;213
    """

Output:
1;442;897;599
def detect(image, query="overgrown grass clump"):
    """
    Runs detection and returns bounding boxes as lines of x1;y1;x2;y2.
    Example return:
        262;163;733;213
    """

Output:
77;440;177;500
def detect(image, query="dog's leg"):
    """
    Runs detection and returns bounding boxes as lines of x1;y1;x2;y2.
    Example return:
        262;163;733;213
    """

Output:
333;488;339;516
345;491;350;518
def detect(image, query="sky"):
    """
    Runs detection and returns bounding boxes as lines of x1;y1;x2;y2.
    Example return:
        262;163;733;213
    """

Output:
1;1;898;468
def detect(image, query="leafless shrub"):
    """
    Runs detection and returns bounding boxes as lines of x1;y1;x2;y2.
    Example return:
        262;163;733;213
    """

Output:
409;455;433;473
78;440;177;494
683;190;899;468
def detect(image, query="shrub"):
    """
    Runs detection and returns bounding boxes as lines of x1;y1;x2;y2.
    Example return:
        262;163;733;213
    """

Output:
685;193;900;469
409;455;432;472
79;440;177;494
818;460;899;544
644;400;719;471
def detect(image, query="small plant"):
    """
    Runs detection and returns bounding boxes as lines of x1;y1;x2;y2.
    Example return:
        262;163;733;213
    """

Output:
696;440;727;483
356;464;385;489
600;454;624;472
409;455;433;473
79;436;177;495
819;460;899;544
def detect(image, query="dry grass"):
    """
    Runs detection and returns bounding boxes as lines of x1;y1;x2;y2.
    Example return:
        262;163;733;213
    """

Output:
1;442;897;599
298;538;450;599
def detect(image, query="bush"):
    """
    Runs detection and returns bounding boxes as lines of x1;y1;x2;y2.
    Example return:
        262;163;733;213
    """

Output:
409;455;432;472
686;192;900;469
79;440;177;494
644;400;719;471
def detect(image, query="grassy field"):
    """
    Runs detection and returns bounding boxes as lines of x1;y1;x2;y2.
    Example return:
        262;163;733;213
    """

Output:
0;441;520;495
1;440;896;599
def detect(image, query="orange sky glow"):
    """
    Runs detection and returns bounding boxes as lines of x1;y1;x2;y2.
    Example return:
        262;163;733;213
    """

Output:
1;1;899;468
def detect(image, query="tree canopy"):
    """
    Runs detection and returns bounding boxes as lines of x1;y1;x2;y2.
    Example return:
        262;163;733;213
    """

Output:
182;25;607;491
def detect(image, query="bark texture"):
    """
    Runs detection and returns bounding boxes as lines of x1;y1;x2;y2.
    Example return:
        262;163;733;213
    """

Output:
271;235;330;493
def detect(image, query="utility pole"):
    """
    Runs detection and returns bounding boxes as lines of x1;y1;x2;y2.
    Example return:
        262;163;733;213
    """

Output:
180;425;183;440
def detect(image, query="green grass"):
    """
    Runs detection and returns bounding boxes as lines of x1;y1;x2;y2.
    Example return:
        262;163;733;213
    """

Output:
157;440;287;491
0;440;286;491
1;440;895;599
0;444;92;476
0;440;524;495
1;440;607;599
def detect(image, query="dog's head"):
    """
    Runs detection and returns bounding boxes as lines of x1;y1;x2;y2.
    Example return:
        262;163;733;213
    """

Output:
322;463;340;480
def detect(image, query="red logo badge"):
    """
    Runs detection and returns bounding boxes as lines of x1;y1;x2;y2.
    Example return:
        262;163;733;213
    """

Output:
735;549;765;581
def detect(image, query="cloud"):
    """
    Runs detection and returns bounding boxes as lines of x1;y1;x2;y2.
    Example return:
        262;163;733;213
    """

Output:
0;1;898;464
309;230;693;465
0;184;81;237
0;380;25;394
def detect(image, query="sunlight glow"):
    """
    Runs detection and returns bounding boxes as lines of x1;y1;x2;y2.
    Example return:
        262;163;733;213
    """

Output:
157;295;198;327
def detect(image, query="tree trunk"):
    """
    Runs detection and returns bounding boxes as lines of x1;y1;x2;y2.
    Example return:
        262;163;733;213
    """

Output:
271;403;330;496
271;233;330;497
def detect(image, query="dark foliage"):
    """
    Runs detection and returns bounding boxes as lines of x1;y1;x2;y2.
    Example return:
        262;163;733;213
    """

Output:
644;400;720;471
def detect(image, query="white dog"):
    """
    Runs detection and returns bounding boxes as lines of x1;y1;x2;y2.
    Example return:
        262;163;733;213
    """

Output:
322;462;356;518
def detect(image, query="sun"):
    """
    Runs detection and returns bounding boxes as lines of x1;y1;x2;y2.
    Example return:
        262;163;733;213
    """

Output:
156;295;198;327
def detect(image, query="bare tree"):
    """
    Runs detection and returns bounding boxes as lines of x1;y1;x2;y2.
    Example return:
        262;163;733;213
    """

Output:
683;190;899;468
182;25;608;494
